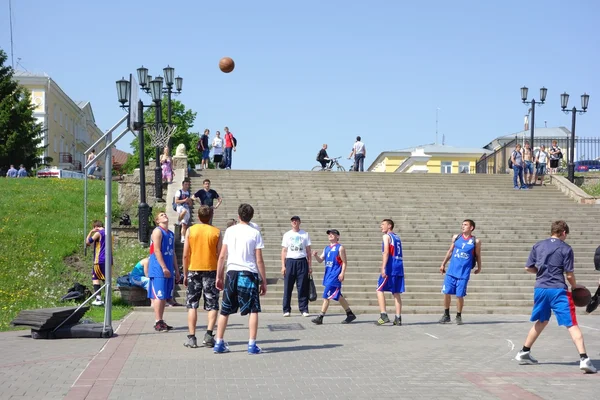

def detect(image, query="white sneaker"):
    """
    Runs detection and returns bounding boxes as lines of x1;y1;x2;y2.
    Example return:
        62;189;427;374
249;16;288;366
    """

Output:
515;350;538;365
580;357;597;373
302;312;310;317
283;312;290;317
91;299;104;306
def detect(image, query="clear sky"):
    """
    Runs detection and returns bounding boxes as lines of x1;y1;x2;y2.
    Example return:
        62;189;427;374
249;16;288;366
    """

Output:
1;0;599;170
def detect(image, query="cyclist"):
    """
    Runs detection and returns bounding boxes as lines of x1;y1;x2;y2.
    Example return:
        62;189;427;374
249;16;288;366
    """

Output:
317;144;334;170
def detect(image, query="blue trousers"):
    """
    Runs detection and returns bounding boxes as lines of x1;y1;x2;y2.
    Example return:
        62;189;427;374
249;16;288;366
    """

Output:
513;165;525;188
224;147;233;169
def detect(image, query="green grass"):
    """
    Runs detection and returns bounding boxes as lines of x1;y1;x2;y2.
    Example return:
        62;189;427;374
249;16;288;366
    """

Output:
0;178;147;330
581;181;600;197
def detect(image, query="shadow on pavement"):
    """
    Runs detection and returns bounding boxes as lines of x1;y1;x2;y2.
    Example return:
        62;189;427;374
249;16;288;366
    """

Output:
263;343;342;354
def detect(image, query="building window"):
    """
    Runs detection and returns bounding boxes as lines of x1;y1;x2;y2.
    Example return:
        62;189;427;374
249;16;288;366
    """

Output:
59;109;63;126
54;137;57;153
441;161;452;174
459;161;471;174
53;104;57;121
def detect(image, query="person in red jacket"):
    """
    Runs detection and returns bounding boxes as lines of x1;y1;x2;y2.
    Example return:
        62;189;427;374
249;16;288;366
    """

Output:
224;127;236;169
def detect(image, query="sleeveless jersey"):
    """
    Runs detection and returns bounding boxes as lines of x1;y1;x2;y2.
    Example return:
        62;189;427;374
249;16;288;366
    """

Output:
323;243;343;286
188;223;220;271
447;234;476;280
382;232;404;276
93;229;106;265
148;227;175;277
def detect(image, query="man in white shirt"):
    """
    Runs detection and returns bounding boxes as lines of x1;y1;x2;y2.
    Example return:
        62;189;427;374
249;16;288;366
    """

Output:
212;131;224;169
214;203;267;354
348;136;366;172
534;145;549;186
281;216;312;317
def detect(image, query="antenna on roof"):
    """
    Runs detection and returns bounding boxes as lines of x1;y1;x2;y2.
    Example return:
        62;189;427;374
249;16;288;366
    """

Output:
9;0;15;68
436;107;440;145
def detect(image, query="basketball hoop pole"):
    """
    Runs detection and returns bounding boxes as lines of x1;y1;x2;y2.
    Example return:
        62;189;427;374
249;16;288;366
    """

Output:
154;101;163;201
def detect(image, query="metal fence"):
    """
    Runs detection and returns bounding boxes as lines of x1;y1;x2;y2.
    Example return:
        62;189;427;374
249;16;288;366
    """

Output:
476;137;600;174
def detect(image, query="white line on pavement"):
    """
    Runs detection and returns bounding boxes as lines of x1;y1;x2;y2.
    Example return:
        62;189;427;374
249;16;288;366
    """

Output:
424;333;439;339
580;325;600;331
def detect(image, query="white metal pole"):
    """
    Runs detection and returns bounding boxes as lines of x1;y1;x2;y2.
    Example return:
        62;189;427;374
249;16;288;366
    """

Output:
103;129;113;337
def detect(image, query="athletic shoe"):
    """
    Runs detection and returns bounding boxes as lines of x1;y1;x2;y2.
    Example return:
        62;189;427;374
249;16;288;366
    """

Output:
91;299;104;306
203;333;215;347
438;314;451;324
455;315;463;325
374;314;390;326
213;341;230;354
302;312;310;317
311;315;323;325
393;317;402;326
160;321;173;331
184;335;198;348
342;314;356;324
283;312;291;317
154;320;168;332
515;351;538;365
248;343;262;355
580;357;597;373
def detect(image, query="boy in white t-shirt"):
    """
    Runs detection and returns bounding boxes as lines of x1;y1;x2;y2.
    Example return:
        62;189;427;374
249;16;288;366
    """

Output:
214;203;267;354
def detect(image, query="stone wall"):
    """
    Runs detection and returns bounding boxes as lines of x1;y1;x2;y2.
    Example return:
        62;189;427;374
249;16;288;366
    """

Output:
118;167;165;209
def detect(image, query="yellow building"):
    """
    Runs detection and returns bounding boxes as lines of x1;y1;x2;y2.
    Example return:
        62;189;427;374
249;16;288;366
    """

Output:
368;144;492;174
14;71;104;171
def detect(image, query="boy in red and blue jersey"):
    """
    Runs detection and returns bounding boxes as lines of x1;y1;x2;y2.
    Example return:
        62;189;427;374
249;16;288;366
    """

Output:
375;219;405;326
439;219;482;325
311;229;356;325
515;220;596;373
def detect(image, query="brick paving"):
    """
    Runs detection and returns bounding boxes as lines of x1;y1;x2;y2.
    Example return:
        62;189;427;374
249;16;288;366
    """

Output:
1;311;599;399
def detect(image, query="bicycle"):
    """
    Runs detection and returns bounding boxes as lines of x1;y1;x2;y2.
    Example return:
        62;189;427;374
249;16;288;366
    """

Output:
312;156;346;172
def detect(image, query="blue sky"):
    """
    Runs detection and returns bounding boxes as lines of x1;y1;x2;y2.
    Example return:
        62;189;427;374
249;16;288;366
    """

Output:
2;0;599;170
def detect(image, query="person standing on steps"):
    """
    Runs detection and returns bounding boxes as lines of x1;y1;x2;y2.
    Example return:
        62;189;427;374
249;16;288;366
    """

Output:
212;131;224;169
200;129;210;170
224;127;236;169
375;219;404;326
175;180;193;243
182;206;222;349
439;219;481;325
348;136;366;172
311;229;356;325
514;220;596;373
511;143;527;190
281;216;312;317
192;179;222;226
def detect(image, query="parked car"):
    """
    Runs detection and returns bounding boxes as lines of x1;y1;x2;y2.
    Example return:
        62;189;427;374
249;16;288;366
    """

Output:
575;160;600;172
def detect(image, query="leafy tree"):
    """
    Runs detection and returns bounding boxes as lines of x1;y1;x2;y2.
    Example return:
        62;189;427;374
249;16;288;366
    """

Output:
0;48;49;170
122;97;205;173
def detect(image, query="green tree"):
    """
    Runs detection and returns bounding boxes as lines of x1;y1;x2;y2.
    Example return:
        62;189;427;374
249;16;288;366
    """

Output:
122;97;203;173
0;48;49;170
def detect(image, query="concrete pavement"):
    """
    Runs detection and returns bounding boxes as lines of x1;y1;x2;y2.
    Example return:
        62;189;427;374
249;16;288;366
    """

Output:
1;311;599;399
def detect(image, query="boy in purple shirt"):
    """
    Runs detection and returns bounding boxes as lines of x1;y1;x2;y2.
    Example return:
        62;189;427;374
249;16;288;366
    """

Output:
86;220;111;306
515;220;596;373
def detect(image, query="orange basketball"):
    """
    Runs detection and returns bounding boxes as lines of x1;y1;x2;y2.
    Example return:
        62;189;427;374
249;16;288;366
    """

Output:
219;57;235;73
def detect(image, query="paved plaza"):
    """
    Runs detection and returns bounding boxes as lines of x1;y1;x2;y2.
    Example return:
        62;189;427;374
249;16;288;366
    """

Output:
0;311;599;399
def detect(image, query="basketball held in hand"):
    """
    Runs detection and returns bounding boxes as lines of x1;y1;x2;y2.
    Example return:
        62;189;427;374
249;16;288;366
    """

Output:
572;287;592;307
219;57;235;73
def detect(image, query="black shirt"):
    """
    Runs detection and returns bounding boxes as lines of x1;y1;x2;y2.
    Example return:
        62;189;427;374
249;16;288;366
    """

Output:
201;135;209;150
194;189;220;207
318;149;328;161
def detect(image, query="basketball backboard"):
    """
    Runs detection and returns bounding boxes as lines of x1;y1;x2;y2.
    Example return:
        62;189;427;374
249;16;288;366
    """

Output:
129;73;139;131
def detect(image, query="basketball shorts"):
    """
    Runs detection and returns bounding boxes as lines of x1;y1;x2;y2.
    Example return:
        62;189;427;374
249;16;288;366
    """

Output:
130;275;149;291
530;288;577;327
323;285;342;301
148;277;174;300
176;205;190;225
186;271;219;311
442;275;469;297
377;275;405;294
92;263;106;281
220;270;261;316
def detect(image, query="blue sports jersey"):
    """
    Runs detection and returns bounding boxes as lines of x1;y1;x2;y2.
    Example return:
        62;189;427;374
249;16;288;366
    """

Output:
323;244;343;286
447;234;477;280
382;232;404;276
148;227;175;278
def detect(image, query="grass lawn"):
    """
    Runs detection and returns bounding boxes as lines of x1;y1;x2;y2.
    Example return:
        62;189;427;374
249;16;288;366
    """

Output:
0;178;148;331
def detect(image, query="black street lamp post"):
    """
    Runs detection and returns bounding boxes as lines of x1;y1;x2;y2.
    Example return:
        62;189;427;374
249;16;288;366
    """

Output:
521;86;548;151
560;92;590;183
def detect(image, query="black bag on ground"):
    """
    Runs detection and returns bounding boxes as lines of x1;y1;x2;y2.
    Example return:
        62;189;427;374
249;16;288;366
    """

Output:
61;283;91;302
308;274;317;302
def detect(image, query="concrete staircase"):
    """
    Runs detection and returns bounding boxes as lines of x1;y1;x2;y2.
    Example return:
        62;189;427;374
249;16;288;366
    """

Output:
145;170;600;315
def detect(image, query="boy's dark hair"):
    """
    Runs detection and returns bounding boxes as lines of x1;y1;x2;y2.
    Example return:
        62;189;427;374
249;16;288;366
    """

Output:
463;219;476;230
382;218;394;230
356;136;361;141
197;205;213;224
238;203;254;223
203;179;211;184
182;178;190;185
92;220;103;228
551;220;569;236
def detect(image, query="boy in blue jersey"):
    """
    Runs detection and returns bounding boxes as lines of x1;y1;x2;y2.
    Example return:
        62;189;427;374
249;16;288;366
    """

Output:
85;220;112;306
148;212;179;332
515;221;596;373
375;219;405;326
439;219;481;325
311;229;356;325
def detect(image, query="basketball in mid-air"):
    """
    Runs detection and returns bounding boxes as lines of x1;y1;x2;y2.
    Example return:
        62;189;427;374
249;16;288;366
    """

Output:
219;57;235;73
572;286;592;307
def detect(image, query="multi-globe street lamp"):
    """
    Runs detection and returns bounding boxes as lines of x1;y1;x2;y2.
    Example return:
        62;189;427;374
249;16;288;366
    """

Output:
560;91;590;183
520;86;548;151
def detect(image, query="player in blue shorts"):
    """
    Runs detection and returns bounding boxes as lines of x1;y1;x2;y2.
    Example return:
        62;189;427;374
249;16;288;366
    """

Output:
375;219;405;326
147;212;179;332
515;220;596;373
310;229;356;325
439;219;481;325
